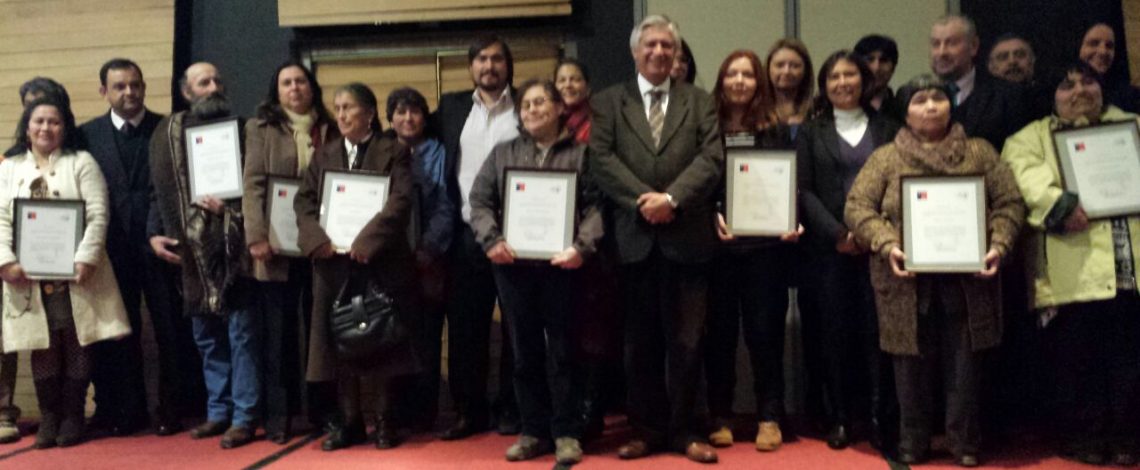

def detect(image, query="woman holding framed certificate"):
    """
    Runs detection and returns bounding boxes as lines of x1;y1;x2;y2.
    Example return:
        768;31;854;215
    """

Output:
1002;61;1140;466
468;79;602;465
796;50;900;451
292;83;419;451
0;97;130;449
703;49;801;453
242;60;339;444
844;75;1024;467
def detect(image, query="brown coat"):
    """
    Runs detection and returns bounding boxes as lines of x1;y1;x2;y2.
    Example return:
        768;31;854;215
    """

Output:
241;117;337;281
843;125;1024;355
294;135;418;381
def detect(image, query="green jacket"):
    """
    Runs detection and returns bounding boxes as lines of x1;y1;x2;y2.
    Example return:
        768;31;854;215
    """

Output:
1001;105;1140;308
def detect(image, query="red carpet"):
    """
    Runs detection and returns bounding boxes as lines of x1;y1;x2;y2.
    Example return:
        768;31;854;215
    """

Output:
0;424;1095;469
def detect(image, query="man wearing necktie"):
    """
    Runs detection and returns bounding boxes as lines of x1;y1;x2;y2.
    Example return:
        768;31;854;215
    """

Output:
80;58;189;438
588;14;723;464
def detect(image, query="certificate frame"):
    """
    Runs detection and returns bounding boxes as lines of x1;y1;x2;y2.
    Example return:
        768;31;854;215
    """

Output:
185;116;244;201
725;149;797;237
318;169;390;253
500;167;578;261
13;198;85;280
900;174;988;273
266;177;303;257
1052;120;1140;219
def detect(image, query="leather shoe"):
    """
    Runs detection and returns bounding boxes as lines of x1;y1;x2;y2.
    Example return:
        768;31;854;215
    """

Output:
709;426;734;447
322;421;366;451
505;435;552;461
685;442;718;464
374;420;401;450
220;426;254;449
617;439;652;459
1113;452;1138;466
827;425;850;450
897;451;928;465
956;454;980;467
496;409;521;436
755;420;782;451
438;416;488;441
189;421;229;439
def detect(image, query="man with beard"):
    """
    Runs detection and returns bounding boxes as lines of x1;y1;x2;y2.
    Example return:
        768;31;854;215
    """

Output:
429;35;520;440
929;15;1028;149
987;34;1051;119
80;58;187;437
149;62;260;449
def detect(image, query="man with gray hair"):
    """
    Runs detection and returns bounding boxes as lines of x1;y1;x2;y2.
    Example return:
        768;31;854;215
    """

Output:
929;14;1028;149
589;14;722;464
149;62;260;449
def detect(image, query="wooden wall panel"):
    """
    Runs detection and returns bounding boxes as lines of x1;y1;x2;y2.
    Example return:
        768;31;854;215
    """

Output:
279;0;571;27
0;0;174;152
0;0;174;416
1125;0;1140;85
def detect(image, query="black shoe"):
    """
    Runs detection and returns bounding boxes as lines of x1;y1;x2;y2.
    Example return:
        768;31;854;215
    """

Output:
496;409;520;436
956;454;980;467
321;421;366;451
265;416;291;445
438;415;488;441
827;425;850;450
34;379;61;449
1112;452;1137;467
1061;445;1107;465
112;414;149;437
897;451;928;464
155;421;183;437
374;420;401;450
56;379;88;447
189;420;230;439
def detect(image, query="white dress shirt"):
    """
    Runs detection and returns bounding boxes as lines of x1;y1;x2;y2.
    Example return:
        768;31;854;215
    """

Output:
637;74;671;119
458;87;518;223
110;108;145;132
954;67;976;105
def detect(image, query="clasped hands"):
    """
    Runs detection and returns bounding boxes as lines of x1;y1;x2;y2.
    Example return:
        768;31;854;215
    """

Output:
637;192;674;224
486;241;583;269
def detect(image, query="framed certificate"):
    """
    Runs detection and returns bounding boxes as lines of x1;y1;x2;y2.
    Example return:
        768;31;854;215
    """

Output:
501;168;577;260
1053;120;1140;219
13;199;85;280
267;177;302;257
901;175;987;273
185;117;243;200
319;170;389;253
725;149;797;236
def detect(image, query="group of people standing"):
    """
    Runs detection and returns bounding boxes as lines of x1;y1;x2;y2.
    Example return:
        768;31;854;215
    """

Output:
0;10;1136;470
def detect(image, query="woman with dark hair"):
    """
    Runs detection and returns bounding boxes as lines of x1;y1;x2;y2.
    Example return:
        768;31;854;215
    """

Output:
845;74;1023;467
383;86;454;432
704;49;801;453
798;50;900;450
294;83;420;451
1002;61;1140;466
672;40;698;84
0;97;131;448
469;78;602;465
555;59;592;143
242;60;339;443
1078;22;1140;113
767;39;814;130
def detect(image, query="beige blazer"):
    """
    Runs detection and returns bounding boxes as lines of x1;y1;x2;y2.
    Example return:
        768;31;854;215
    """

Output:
0;150;130;352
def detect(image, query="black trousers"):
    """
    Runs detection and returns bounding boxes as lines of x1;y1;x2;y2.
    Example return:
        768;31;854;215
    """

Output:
623;249;709;450
894;279;981;457
257;259;313;431
1048;294;1140;454
493;265;580;439
438;225;515;420
705;246;788;423
92;243;191;424
808;251;894;427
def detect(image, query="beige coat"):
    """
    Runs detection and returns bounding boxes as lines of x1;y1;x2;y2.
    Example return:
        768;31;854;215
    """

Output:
0;150;130;352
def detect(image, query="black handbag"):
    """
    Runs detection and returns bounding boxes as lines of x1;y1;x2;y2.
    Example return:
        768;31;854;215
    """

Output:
328;266;408;364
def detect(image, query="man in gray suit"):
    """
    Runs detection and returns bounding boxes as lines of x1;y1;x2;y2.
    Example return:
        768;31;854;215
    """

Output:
588;14;723;464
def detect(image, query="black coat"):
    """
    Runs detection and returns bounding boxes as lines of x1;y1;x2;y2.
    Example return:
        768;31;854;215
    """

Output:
952;72;1029;151
796;111;900;251
80;110;164;254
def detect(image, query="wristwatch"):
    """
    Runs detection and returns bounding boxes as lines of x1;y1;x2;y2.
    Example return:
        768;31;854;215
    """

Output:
665;193;677;208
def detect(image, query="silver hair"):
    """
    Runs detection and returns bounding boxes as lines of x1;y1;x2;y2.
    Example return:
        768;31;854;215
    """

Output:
629;14;682;51
934;14;977;41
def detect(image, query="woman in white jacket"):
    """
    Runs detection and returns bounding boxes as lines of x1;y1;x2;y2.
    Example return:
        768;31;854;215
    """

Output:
0;97;130;449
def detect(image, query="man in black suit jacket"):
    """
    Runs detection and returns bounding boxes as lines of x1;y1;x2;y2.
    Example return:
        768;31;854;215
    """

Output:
79;59;186;437
428;35;520;440
930;15;1029;150
588;15;723;464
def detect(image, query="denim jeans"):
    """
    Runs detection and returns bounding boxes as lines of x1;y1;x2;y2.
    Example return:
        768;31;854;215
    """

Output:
192;282;262;427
